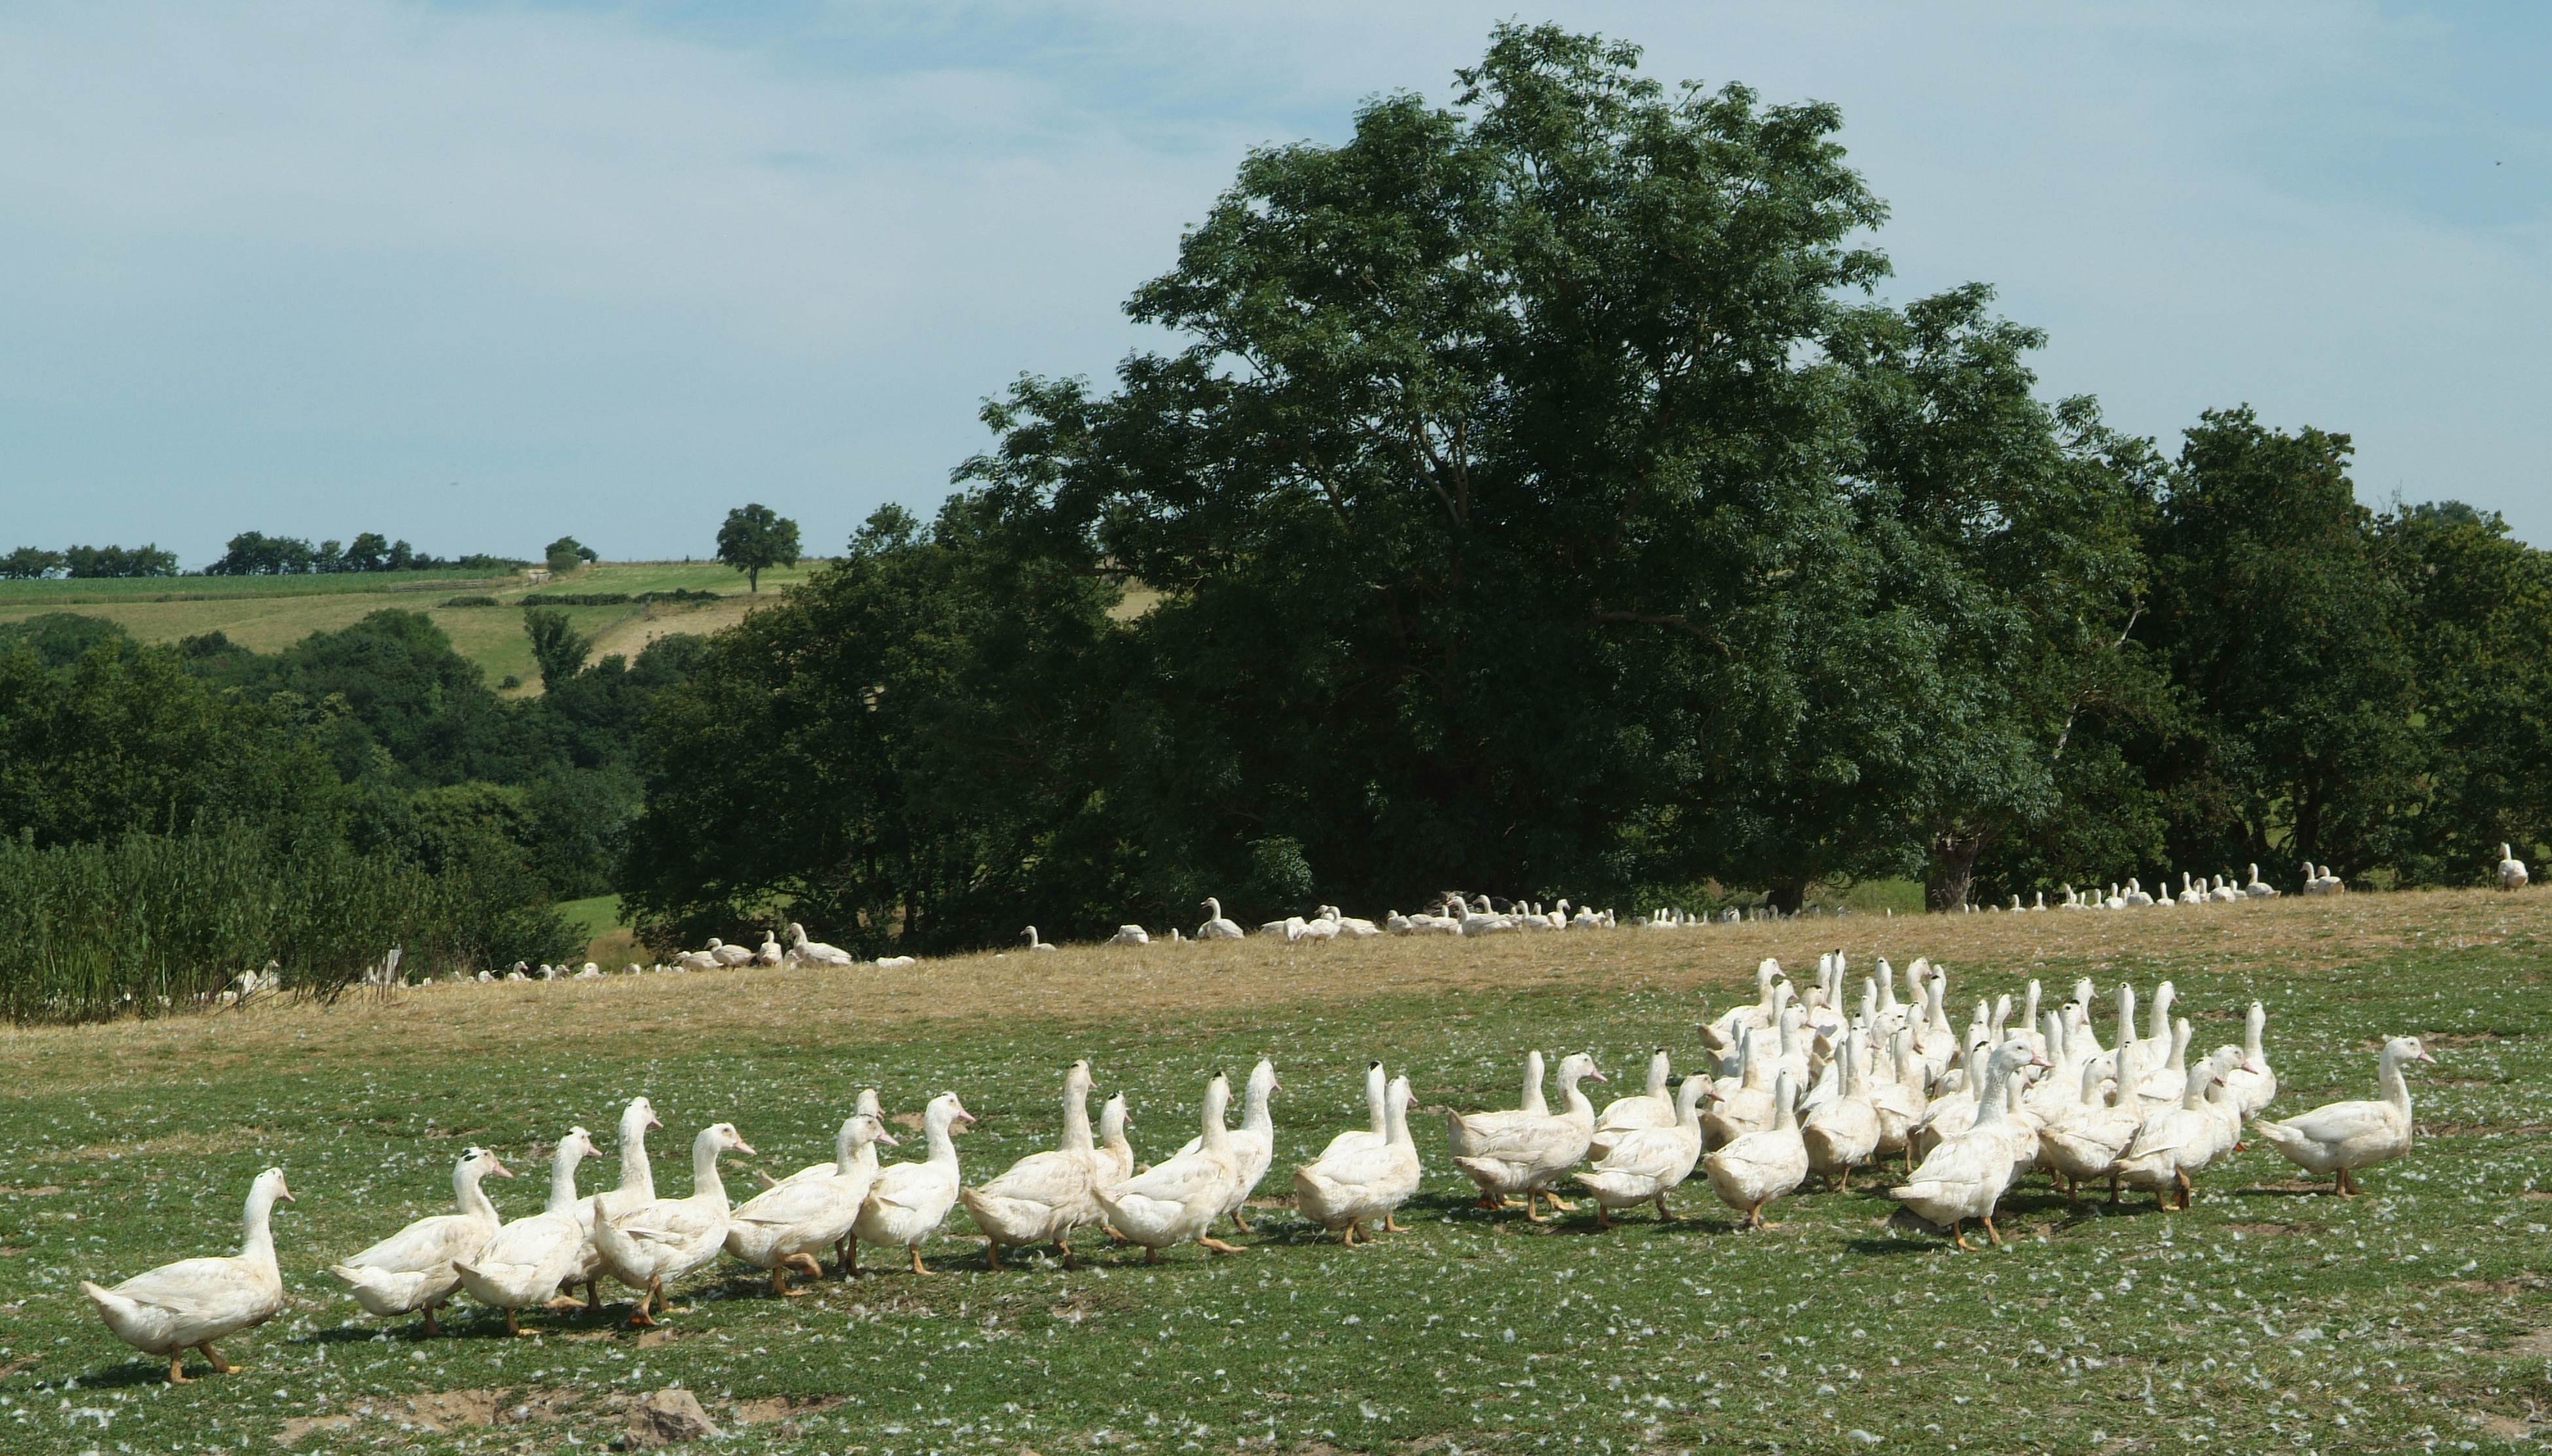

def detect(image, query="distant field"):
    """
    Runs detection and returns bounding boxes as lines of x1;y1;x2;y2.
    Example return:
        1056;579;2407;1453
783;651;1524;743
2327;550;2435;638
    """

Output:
0;559;825;692
1;890;2543;1453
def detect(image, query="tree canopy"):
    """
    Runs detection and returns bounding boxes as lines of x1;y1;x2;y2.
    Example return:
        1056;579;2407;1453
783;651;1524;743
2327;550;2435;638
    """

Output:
716;504;801;592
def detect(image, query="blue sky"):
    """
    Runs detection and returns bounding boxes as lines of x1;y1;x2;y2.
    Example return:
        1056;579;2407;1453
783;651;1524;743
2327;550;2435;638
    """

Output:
1;1;2543;564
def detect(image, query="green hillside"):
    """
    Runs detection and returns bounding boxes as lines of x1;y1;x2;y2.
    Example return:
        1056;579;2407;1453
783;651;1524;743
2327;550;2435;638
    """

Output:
0;559;823;694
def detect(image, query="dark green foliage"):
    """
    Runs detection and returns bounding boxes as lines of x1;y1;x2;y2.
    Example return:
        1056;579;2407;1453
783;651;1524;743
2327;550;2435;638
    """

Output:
0;826;579;1021
439;594;502;607
1;546;66;578
205;530;518;575
544;535;597;575
621;501;1121;955
716;503;800;592
62;542;178;577
522;606;594;690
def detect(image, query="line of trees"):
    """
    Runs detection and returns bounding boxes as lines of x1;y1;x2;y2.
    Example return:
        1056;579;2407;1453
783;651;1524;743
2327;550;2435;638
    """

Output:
2;543;179;578
202;531;523;577
619;26;2552;955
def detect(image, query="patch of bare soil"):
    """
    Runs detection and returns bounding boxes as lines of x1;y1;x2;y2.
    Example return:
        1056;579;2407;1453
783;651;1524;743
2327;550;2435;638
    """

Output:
2473;1411;2536;1441
277;1413;353;1446
2221;1221;2301;1235
732;1394;845;1425
329;1387;585;1434
2509;1329;2552;1357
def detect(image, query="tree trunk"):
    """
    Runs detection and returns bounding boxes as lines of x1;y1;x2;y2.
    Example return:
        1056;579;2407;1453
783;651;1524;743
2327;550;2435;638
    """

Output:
1925;830;1986;912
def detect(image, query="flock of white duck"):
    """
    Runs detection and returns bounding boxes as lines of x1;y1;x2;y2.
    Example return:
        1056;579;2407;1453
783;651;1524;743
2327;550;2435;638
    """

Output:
82;949;2443;1385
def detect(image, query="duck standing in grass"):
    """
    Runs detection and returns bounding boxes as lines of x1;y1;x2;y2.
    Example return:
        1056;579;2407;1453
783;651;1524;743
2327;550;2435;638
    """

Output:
590;1123;754;1325
727;1113;891;1292
853;1092;975;1274
2253;1035;2434;1196
1293;1074;1422;1244
1575;1073;1710;1226
962;1061;1107;1268
83;1167;292;1384
1703;1071;1807;1229
331;1146;511;1336
1097;1072;1244;1261
454;1128;605;1335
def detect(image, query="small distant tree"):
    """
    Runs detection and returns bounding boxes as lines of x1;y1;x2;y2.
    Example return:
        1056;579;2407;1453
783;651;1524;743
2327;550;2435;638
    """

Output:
543;536;594;576
522;607;593;690
715;504;800;592
342;532;391;572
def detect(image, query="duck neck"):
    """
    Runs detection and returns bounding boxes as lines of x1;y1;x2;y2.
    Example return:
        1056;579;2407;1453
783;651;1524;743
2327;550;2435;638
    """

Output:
1061;1077;1094;1155
1770;1076;1798;1133
2246;1009;2266;1063
1971;1060;2012;1129
456;1163;498;1223
2379;1048;2413;1114
1100;1105;1130;1163
1558;1067;1596;1122
1364;1066;1389;1137
690;1133;731;1209
1240;1074;1274;1138
547;1145;589;1216
1384;1086;1413;1147
619;1120;654;1200
1644;1054;1670;1101
1200;1086;1231;1156
927;1107;961;1165
240;1183;281;1268
1520;1052;1548;1115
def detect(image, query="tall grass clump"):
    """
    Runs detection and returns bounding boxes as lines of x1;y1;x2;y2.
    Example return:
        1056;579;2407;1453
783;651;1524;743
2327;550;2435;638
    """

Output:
0;826;574;1022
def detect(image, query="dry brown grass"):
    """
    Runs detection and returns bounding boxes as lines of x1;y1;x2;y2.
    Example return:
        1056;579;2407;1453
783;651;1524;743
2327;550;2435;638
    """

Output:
5;887;2540;1095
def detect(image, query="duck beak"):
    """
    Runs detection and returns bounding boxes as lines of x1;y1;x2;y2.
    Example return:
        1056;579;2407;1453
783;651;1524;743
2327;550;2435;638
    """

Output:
1588;1069;1609;1083
876;1129;901;1147
275;1177;295;1203
488;1157;516;1179
2416;1047;2437;1063
732;1137;758;1156
647;1113;664;1131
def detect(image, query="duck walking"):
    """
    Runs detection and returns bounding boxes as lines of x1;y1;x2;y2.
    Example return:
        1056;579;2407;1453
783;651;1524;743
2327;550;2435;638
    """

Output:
82;1167;292;1384
1096;1072;1244;1261
1293;1073;1422;1244
727;1113;891;1292
1448;1052;1606;1220
454;1128;604;1335
853;1092;975;1274
2253;1035;2434;1195
331;1147;511;1336
589;1124;754;1324
962;1061;1105;1268
1175;1057;1278;1234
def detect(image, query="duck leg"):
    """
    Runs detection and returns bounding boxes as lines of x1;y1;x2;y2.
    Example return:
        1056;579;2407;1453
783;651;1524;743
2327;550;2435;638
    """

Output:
1594;1205;1615;1231
1198;1236;1246;1254
1058;1239;1079;1270
984;1240;1004;1271
166;1353;192;1385
198;1342;238;1374
1981;1215;2004;1247
2174;1170;2194;1211
1653;1194;1674;1221
1230;1209;1256;1235
422;1304;442;1338
1543;1194;1577;1211
624;1283;659;1328
1950;1220;1975;1252
1522;1192;1549;1224
505;1308;523;1338
2108;1173;2121;1206
1383;1214;1407;1233
1143;1245;1160;1265
2336;1167;2358;1198
844;1241;859;1277
908;1245;929;1276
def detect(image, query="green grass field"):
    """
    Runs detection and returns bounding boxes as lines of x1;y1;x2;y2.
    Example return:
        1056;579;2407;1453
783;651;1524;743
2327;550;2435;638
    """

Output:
0;561;825;693
2;893;2545;1453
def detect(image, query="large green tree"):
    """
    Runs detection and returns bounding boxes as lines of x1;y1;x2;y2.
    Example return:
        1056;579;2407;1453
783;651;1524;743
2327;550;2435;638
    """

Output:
715;504;800;592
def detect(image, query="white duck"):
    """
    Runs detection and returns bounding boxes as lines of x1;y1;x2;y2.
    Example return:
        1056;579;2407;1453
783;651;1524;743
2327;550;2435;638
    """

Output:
853;1092;975;1274
2501;843;2530;891
1196;897;1246;940
1178;1060;1275;1231
1702;1071;1808;1229
1887;1041;2045;1248
2116;1050;2237;1210
726;1113;891;1292
2216;1001;2277;1116
1448;1052;1606;1220
454;1127;604;1335
564;1096;661;1309
2036;1059;2144;1204
962;1061;1106;1268
1316;1059;1390;1163
1094;1092;1135;1188
1020;925;1058;952
1107;924;1151;946
588;1122;754;1324
2253;1035;2435;1195
1575;1074;1710;1226
1866;1027;1926;1175
1447;1050;1548;1177
1293;1074;1422;1244
1801;1033;1881;1190
1589;1047;1675;1160
766;1088;886;1189
331;1146;512;1336
787;921;855;965
82;1167;292;1384
2244;863;2279;897
1096;1072;1244;1261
